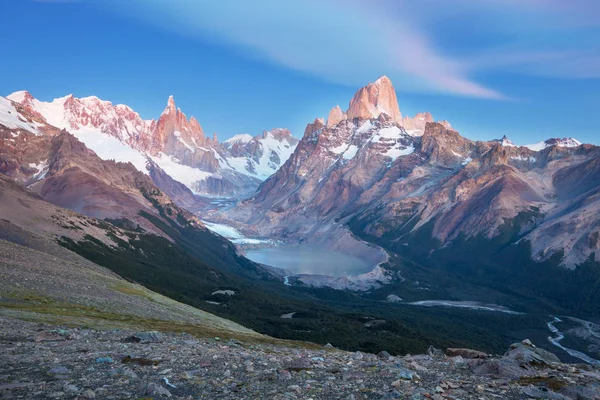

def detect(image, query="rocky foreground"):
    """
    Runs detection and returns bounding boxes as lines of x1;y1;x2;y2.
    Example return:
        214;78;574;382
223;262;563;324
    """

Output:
1;317;599;399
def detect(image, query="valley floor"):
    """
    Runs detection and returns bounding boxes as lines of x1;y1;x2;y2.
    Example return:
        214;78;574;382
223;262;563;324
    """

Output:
1;316;599;399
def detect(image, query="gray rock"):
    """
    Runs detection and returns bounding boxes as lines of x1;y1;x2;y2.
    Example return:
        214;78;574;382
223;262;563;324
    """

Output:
505;343;560;365
83;389;96;399
396;367;414;381
469;359;531;379
287;385;301;393
377;351;392;360
47;366;70;376
126;331;164;343
95;357;113;363
34;331;65;342
142;382;172;398
427;345;444;359
286;357;311;371
63;384;78;393
560;384;600;400
446;348;488;359
522;386;570;399
278;370;292;381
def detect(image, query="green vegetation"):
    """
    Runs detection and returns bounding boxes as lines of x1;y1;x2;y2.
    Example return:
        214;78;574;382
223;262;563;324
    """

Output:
51;191;595;358
349;208;600;318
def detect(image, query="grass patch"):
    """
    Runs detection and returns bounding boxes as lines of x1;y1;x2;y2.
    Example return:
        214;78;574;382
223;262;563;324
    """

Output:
112;284;155;302
516;376;567;391
0;295;320;349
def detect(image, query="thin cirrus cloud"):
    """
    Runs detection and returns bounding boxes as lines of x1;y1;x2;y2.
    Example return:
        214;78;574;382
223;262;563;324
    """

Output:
100;0;599;99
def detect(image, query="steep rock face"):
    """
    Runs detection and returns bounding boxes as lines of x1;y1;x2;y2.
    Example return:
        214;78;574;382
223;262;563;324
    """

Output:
229;76;599;269
5;93;298;197
401;112;453;136
326;106;347;128
346;76;402;124
146;159;207;210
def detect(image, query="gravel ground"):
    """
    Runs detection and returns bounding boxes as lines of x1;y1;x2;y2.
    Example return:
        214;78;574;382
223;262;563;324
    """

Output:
1;316;599;399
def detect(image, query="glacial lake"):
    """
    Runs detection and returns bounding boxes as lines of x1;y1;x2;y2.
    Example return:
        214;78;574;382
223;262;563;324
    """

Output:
244;245;372;277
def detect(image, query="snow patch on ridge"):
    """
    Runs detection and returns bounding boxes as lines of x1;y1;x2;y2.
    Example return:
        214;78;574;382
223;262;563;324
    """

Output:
0;97;43;134
71;128;149;172
150;153;213;195
224;133;253;144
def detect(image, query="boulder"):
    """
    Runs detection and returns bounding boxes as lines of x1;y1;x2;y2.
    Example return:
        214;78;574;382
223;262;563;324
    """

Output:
446;348;489;359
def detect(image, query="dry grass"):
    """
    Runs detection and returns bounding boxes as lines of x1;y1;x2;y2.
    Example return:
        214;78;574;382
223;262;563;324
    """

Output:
0;295;321;349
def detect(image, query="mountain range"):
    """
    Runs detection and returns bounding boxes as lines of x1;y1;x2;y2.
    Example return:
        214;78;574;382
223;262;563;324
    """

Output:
4;91;298;198
228;76;598;271
1;76;600;359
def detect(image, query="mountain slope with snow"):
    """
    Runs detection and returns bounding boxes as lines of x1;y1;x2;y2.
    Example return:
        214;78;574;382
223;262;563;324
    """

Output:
227;76;600;271
5;92;298;198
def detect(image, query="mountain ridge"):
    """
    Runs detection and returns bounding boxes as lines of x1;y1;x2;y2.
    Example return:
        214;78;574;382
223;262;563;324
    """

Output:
5;91;299;197
226;76;599;278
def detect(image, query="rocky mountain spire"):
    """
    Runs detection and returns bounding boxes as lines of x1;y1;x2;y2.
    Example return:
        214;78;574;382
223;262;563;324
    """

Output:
326;105;347;128
346;76;402;124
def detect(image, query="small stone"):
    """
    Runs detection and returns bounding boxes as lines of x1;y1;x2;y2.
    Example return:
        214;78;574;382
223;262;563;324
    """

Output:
214;337;220;341
377;351;392;360
63;384;78;393
223;369;231;377
446;381;460;389
397;368;414;381
324;343;334;348
35;331;65;342
278;370;292;381
434;386;444;393
124;331;163;343
475;385;485;393
287;385;302;393
311;357;325;362
83;389;96;399
95;357;113;363
142;382;171;398
352;351;364;361
48;366;70;376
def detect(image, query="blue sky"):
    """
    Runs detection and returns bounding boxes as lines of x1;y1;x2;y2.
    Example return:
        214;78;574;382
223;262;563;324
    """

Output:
1;0;599;145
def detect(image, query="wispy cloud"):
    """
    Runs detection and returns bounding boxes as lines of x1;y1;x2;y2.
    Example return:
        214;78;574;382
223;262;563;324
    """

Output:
99;0;599;99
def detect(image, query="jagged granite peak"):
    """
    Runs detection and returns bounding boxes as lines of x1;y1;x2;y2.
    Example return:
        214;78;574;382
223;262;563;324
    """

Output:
327;105;347;128
153;94;206;155
228;98;600;272
3;92;298;197
304;117;326;137
400;112;454;136
346;76;402;124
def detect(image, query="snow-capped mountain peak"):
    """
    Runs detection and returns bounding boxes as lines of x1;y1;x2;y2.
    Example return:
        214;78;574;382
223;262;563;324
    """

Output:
225;133;253;144
525;137;582;151
493;135;516;147
4;91;298;197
